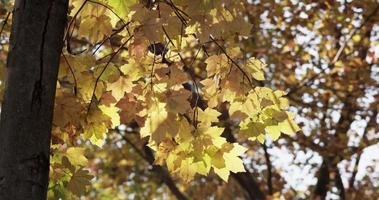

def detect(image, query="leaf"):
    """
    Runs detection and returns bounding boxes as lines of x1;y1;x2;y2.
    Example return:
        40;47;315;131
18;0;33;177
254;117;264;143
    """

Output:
77;72;104;102
213;143;247;182
120;59;145;81
197;108;221;127
107;76;133;101
178;157;198;182
200;79;219;108
54;92;83;127
78;15;112;43
166;88;191;114
205;54;229;77
107;0;137;19
99;104;120;128
265;112;300;140
67;168;93;197
66;147;88;166
245;58;266;81
140;101;170;142
240;121;266;140
82;108;110;147
94;63;120;83
59;54;95;79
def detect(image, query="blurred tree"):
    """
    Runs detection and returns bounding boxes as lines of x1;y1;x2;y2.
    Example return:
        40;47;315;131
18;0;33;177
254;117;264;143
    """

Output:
0;0;378;200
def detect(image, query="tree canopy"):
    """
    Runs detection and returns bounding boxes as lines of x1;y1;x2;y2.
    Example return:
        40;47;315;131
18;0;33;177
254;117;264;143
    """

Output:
0;0;378;199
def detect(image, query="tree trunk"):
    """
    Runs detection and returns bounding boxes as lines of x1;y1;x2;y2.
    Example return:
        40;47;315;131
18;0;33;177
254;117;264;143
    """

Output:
0;1;68;199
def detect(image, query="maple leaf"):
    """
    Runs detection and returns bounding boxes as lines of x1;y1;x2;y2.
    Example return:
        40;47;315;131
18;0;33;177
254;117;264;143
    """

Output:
239;121;266;141
54;92;84;127
67;168;93;197
200;79;219;108
107;0;137;19
59;54;95;79
166;88;191;114
66;147;88;167
77;72;104;102
245;57;266;81
120;59;146;81
213;143;247;182
107;76;133;101
140;100;179;143
94;63;121;83
205;54;229;77
99;104;120;128
82;108;110;147
197;108;221;127
78;15;112;43
178;157;198;183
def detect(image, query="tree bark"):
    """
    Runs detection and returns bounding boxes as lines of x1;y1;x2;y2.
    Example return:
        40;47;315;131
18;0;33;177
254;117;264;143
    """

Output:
0;1;68;199
313;160;330;200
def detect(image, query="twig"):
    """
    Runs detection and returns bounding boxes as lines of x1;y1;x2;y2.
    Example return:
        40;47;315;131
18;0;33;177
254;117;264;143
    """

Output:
87;35;133;113
65;0;89;53
62;53;78;95
209;35;253;86
0;12;10;37
92;23;129;55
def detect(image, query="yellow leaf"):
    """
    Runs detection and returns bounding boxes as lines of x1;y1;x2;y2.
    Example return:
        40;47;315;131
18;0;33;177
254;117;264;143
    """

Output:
245;58;266;81
120;60;145;81
278;112;301;135
213;143;247;182
140;101;174;143
197;108;221;127
66;147;88;166
107;76;133;101
99;104;120;128
205;54;229;77
166;88;191;114
78;15;112;43
178;157;198;182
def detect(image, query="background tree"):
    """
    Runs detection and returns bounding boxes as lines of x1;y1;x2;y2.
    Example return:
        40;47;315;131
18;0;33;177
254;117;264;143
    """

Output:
243;0;379;199
0;0;378;200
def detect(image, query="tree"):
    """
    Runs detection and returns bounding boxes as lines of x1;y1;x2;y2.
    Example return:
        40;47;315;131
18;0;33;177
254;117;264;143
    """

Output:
243;0;379;199
0;0;68;199
1;0;378;200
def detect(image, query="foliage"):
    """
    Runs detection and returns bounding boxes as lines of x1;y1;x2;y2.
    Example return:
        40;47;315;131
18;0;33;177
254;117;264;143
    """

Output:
1;0;378;199
0;0;299;198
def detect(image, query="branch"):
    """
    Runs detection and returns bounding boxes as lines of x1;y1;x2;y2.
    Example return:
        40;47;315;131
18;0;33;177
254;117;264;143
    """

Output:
119;133;149;161
262;142;273;195
0;12;10;37
117;131;188;200
209;35;254;86
143;146;189;200
221;122;265;200
65;0;89;53
335;169;345;200
62;53;78;95
349;108;378;190
87;35;133;113
313;160;330;200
